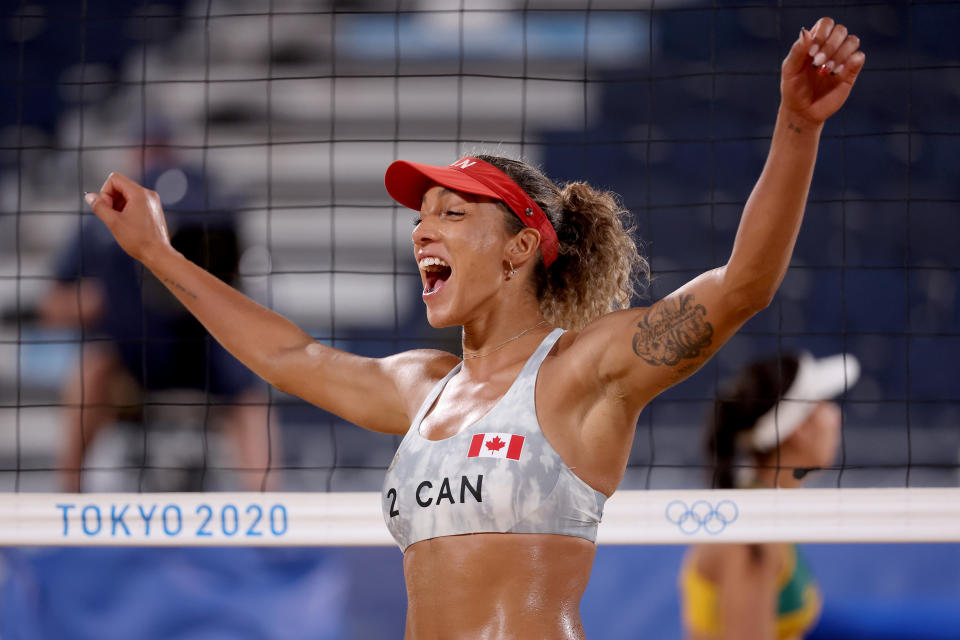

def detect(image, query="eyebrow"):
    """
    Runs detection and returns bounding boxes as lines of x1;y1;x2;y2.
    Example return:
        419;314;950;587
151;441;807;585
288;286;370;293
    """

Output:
421;187;456;205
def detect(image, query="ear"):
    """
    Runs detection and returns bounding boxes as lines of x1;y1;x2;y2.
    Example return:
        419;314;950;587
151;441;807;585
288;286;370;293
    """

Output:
504;228;542;268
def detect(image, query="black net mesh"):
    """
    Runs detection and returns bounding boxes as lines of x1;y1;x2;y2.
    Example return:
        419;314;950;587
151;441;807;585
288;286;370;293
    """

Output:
0;0;957;493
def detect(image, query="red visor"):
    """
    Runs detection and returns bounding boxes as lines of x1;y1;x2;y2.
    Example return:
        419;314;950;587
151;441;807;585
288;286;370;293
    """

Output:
384;157;559;267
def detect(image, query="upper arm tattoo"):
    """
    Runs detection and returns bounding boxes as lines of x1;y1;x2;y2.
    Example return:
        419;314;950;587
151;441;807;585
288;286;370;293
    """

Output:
632;294;714;367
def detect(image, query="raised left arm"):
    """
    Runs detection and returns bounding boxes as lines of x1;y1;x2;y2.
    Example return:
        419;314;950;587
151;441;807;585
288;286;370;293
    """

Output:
576;18;866;412
726;17;865;309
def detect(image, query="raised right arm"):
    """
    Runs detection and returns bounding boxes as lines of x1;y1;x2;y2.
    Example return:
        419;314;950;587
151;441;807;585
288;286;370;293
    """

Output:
84;172;454;435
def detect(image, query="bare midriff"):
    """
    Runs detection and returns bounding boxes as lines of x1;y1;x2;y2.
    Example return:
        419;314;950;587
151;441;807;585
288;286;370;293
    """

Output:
402;533;596;640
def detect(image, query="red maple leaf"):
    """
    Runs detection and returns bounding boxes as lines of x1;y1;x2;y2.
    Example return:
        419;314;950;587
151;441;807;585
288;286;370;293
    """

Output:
485;436;506;452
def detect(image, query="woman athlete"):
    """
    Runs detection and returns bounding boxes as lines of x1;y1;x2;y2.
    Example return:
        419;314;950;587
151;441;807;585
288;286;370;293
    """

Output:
84;18;864;640
681;351;859;640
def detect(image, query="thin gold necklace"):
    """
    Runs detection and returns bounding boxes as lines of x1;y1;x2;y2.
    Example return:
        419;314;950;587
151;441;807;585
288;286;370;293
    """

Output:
461;320;549;360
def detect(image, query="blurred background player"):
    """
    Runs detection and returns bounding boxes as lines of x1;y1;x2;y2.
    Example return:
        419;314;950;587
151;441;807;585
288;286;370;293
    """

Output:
37;121;279;492
680;351;860;640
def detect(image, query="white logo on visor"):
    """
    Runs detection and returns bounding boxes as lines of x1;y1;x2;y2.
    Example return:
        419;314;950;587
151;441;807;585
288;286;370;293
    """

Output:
450;159;477;170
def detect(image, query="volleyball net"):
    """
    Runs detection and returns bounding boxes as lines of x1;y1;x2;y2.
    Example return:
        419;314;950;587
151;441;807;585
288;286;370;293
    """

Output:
1;0;958;546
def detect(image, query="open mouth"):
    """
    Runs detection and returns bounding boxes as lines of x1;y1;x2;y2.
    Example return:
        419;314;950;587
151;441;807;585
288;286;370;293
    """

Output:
419;257;453;296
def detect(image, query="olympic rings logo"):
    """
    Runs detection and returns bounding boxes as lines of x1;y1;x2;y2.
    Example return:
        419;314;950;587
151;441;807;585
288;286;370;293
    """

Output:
665;499;739;535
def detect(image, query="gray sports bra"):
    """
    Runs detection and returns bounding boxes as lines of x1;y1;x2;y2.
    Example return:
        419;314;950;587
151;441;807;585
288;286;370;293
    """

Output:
382;328;607;551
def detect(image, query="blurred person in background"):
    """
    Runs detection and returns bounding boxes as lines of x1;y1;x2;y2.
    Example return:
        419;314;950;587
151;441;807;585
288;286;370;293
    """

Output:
82;18;863;640
38;121;279;492
680;351;860;640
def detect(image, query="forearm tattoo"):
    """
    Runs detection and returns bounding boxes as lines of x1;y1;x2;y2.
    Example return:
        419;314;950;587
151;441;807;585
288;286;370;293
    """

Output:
163;277;198;300
787;121;804;134
632;294;714;367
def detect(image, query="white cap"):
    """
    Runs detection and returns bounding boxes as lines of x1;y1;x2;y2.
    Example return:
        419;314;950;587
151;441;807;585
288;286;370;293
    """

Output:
749;352;861;452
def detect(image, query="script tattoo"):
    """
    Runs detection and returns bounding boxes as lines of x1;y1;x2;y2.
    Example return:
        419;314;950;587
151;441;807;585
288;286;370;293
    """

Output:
163;277;198;300
632;294;714;367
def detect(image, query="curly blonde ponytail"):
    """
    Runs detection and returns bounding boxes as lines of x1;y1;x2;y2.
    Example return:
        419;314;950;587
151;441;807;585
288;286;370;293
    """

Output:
475;155;648;331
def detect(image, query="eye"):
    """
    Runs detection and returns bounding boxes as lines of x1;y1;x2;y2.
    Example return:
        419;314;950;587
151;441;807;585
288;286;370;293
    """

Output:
412;216;422;227
444;210;465;217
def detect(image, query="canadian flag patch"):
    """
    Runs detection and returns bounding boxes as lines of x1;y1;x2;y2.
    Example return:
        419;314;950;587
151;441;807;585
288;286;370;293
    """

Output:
467;433;525;460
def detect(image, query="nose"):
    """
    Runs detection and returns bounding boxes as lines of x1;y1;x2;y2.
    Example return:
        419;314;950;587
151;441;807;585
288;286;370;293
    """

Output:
413;185;445;247
411;211;436;247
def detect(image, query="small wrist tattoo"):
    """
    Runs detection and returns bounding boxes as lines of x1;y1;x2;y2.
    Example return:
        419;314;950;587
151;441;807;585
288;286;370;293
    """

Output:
163;277;198;300
787;122;804;134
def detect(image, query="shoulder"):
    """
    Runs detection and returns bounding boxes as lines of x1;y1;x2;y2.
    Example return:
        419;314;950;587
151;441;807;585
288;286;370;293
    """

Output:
544;309;646;394
383;348;460;390
556;308;647;364
382;349;461;420
383;348;460;374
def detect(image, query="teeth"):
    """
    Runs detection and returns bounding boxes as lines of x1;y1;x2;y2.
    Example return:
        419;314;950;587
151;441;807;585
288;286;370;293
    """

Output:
418;257;450;270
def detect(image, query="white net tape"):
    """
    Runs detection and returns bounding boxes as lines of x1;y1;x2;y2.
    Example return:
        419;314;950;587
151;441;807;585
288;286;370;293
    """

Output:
3;488;958;547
